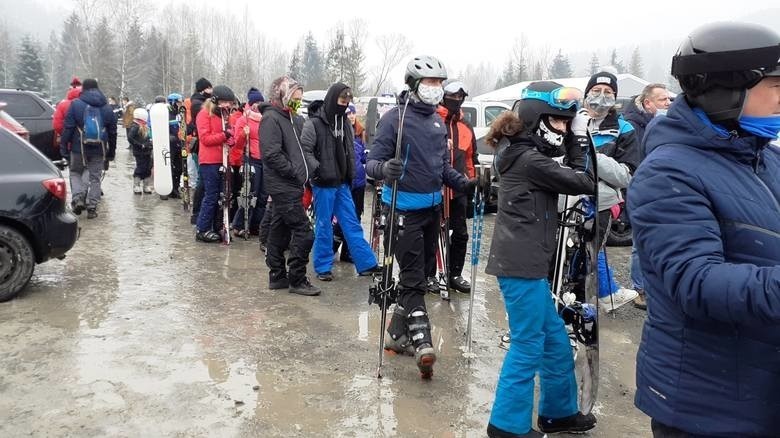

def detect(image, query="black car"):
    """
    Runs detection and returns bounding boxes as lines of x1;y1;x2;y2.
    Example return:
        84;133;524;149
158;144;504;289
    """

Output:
0;89;57;160
0;126;78;301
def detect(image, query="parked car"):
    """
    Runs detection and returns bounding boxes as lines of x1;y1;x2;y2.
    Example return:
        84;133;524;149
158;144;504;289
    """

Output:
0;89;57;160
0;126;78;301
0;102;30;141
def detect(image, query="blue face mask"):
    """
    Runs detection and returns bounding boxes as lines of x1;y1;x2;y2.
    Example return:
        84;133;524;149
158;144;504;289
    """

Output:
739;115;780;140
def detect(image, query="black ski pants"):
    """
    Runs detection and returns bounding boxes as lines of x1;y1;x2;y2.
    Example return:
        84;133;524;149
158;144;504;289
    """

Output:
170;140;182;196
389;205;440;311
265;195;313;286
424;196;467;279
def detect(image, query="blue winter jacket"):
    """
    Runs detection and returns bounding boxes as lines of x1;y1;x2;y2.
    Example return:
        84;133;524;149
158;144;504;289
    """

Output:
366;92;468;211
60;88;118;159
352;137;367;189
628;96;780;437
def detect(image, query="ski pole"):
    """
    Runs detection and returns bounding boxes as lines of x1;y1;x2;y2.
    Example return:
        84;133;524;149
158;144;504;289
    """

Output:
465;165;485;358
243;127;250;240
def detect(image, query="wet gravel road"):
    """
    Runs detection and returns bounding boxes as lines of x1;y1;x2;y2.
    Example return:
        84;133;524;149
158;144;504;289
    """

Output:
0;135;651;437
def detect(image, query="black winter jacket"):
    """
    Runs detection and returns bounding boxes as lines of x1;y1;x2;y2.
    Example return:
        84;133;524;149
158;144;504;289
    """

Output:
485;135;596;278
259;103;308;201
301;93;355;188
622;97;654;161
127;123;152;155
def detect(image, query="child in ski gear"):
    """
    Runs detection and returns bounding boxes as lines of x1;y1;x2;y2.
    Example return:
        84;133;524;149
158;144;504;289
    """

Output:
332;103;368;263
302;83;378;281
189;77;213;225
583;71;640;312
128;107;153;194
167;93;184;199
366;55;475;378
433;80;479;294
59;78;117;219
260;76;320;296
629;22;780;438
483;81;597;437
194;84;236;243
232;88;266;237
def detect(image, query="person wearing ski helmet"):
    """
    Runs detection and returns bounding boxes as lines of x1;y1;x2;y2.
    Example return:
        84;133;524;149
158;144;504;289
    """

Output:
426;79;479;294
166;93;185;199
259;76;321;297
628;22;780;438
193;84;237;243
127;107;153;194
188;77;214;224
582;71;640;313
366;55;477;378
483;81;597;437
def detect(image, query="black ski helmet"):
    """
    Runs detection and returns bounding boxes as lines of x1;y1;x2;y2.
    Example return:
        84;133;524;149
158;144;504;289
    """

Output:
404;55;447;91
211;85;236;103
672;22;780;125
516;81;578;133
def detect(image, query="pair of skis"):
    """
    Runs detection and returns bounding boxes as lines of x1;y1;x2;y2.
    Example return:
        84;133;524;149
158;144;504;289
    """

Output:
179;105;191;211
237;126;254;240
219;109;232;245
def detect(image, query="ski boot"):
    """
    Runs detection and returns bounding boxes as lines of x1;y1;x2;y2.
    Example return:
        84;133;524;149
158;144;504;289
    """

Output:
537;411;596;434
132;177;142;194
143;178;154;194
383;305;415;356
487;423;545;438
407;307;436;379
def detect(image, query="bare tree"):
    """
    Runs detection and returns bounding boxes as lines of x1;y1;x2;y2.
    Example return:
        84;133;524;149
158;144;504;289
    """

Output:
370;33;411;96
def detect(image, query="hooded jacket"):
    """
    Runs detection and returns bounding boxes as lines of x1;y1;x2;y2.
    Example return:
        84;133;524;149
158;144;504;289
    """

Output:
259;102;308;200
366;91;469;211
301;83;355;188
234;106;262;161
53;87;82;135
484;133;595;278
436;105;478;198
589;111;640;211
628;96;780;437
60;87;117;159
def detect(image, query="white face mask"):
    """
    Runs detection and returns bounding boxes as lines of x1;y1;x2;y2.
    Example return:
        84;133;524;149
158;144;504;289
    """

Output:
417;83;444;106
655;108;668;117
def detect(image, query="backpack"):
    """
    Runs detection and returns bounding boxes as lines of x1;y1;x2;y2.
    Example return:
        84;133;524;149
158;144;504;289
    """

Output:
81;104;105;145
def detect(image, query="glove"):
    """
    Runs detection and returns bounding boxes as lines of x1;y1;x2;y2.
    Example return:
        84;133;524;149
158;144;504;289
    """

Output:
464;178;480;193
571;108;591;137
381;158;403;182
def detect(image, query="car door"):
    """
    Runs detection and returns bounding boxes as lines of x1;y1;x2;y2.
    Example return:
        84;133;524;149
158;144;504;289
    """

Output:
1;92;56;159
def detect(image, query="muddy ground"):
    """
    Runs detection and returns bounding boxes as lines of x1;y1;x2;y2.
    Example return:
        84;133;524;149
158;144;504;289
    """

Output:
0;134;650;437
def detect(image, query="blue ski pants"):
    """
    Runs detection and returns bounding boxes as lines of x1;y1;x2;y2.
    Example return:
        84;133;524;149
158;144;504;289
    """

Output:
489;277;578;435
598;250;620;298
195;164;222;233
312;184;377;275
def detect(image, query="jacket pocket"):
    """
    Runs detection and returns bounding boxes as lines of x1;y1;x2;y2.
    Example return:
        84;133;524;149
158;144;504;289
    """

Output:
737;336;780;401
500;189;536;223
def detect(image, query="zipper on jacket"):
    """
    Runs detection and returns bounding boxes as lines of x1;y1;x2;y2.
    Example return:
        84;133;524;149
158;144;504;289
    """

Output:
750;147;780;212
289;112;308;185
724;220;780;240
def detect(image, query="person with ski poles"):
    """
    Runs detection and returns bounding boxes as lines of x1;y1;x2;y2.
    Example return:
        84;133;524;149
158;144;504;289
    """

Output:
428;79;479;294
167;93;185;199
581;71;641;313
259;76;321;297
483;81;598;437
629;22;780;438
194;85;237;243
301;82;379;281
366;55;477;378
231;88;266;239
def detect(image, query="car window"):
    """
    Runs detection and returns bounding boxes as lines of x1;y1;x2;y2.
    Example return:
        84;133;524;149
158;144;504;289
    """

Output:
485;106;506;127
0;128;37;174
0;93;45;117
461;107;477;126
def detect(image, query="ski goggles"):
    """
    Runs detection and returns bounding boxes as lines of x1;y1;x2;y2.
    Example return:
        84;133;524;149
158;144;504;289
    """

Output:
520;87;583;111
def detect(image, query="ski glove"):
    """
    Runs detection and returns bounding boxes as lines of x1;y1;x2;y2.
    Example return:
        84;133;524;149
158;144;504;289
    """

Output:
571;109;592;137
465;178;479;192
381;158;404;182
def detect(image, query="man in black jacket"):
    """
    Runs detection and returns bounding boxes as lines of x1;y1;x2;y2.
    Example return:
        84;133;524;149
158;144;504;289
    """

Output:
260;76;320;296
188;77;213;224
301;83;379;281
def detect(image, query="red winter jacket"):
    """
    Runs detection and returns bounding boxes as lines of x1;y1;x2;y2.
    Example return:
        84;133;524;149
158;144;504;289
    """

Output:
196;102;234;165
53;87;82;135
228;110;244;166
234;107;262;162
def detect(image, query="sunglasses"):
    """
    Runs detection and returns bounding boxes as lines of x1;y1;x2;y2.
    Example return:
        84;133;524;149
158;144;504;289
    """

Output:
521;87;583;110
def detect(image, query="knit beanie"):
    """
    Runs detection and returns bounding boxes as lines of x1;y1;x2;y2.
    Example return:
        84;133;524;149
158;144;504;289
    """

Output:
585;71;618;96
195;77;213;93
247;87;264;105
82;78;99;90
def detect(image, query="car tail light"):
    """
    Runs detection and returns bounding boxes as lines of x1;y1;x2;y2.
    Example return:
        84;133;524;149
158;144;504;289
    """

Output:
42;178;67;200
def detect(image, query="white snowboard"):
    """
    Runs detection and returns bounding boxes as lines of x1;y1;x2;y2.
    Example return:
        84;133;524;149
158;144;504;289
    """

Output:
150;103;173;196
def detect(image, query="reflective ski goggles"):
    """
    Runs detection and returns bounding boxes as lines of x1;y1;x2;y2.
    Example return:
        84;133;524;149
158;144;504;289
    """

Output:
520;87;583;111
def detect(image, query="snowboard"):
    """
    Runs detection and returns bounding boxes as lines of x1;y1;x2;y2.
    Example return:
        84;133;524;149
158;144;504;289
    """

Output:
150;103;173;197
364;98;378;150
550;144;600;415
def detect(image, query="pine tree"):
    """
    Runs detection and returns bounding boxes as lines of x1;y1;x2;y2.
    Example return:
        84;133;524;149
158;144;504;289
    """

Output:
326;28;348;84
54;13;87;98
532;61;544;81
609;49;626;74
547;50;573;79
496;60;515;89
301;32;326;90
90;17;119;98
14;35;47;93
589;53;600;75
629;47;644;78
345;37;366;94
0;24;14;88
141;26;165;100
288;43;302;81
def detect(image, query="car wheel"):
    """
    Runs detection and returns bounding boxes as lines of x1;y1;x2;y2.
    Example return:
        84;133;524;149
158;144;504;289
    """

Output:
606;212;633;247
0;225;35;302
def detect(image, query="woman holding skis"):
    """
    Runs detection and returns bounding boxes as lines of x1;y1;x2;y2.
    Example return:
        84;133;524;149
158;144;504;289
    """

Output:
483;81;596;437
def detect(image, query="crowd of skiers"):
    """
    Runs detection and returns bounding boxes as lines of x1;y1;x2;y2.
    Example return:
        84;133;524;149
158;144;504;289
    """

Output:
49;19;780;438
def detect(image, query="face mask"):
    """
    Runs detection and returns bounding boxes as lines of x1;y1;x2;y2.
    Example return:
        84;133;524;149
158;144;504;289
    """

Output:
585;94;615;116
739;115;780;140
533;117;566;157
443;96;463;115
287;99;301;114
655;108;668;117
417;83;444;106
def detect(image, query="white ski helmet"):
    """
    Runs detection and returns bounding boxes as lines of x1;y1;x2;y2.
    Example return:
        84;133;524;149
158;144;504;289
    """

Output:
405;55;448;91
133;107;148;120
